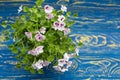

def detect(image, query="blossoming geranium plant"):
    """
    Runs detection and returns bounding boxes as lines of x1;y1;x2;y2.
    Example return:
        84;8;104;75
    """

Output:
1;0;81;74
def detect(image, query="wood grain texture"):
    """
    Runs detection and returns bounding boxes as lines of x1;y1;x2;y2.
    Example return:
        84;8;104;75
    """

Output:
0;0;29;2
0;0;120;80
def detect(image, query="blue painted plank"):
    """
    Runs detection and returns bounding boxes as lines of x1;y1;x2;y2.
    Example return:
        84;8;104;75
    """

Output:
0;0;120;80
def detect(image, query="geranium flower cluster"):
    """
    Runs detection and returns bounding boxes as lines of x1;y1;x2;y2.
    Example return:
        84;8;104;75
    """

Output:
24;5;77;72
25;27;46;41
32;60;51;70
53;49;79;72
28;46;44;56
53;14;70;35
1;0;80;74
53;47;79;72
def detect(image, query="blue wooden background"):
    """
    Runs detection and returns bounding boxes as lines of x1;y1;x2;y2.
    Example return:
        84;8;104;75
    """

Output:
0;0;120;80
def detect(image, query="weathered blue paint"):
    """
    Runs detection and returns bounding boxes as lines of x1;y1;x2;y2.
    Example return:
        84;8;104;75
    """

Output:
0;0;120;80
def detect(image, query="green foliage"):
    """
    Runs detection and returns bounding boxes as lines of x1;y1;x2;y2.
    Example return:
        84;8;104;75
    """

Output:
1;29;10;41
73;13;78;17
47;55;54;62
38;69;44;74
23;6;29;12
1;20;8;28
0;0;81;74
78;42;83;47
16;62;22;68
8;45;19;53
30;68;36;74
35;0;44;6
66;11;71;17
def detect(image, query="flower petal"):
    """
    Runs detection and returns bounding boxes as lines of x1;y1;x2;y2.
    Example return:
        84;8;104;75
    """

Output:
44;5;53;13
61;5;67;12
25;32;32;39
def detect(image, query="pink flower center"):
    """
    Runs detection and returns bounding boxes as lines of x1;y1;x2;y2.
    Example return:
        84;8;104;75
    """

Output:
46;6;49;9
55;22;59;26
38;36;42;39
61;18;64;21
60;23;64;27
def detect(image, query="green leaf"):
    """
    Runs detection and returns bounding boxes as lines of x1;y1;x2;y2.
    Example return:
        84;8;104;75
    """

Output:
30;14;38;22
12;48;18;54
10;23;17;30
57;31;63;37
53;61;58;66
47;55;54;62
68;45;75;51
8;45;18;54
26;21;32;28
35;0;44;6
74;55;79;58
1;30;10;41
22;55;31;64
23;6;29;12
20;15;26;21
24;65;30;70
73;13;78;17
1;21;8;28
20;47;27;53
8;45;14;49
67;20;75;27
30;68;36;74
15;55;21;60
59;49;65;54
29;7;38;13
5;36;10;40
38;69;44;74
78;42;82;47
16;62;22;68
66;11;71;17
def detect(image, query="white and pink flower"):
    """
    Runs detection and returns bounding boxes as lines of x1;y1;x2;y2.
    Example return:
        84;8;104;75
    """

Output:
35;46;44;54
68;53;76;58
59;22;66;31
66;61;72;68
25;32;32;39
46;13;54;19
42;61;51;67
64;53;70;61
40;27;46;34
61;5;67;12
64;28;70;35
53;52;73;72
53;21;65;31
28;49;38;56
58;59;67;66
32;60;44;70
35;33;45;41
44;5;53;13
53;59;72;72
53;21;60;30
64;53;76;59
58;15;65;22
53;66;68;72
32;60;51;70
53;66;62;72
28;46;44;56
60;68;68;72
